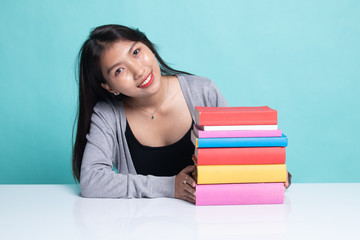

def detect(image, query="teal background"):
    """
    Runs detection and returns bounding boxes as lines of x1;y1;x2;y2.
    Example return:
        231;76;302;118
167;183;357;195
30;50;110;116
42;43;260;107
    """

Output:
0;0;359;184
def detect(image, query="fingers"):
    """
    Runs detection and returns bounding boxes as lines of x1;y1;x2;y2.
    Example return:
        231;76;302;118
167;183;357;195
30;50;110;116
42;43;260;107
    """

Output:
184;182;196;199
183;195;196;204
181;182;196;203
175;168;197;204
181;165;196;174
284;176;290;191
184;174;196;188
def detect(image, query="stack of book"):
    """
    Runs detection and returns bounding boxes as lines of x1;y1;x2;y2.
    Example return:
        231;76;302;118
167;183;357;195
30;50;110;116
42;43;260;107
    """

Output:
191;106;288;206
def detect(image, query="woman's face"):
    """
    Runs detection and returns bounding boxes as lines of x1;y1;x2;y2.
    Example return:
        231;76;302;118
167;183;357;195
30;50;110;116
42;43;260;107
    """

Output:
99;40;162;98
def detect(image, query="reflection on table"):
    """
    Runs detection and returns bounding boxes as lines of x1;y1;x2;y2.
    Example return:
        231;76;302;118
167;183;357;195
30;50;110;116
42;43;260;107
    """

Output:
0;183;359;240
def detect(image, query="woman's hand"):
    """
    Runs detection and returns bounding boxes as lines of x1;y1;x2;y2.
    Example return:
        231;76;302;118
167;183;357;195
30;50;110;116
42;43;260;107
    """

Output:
175;165;196;204
284;171;292;190
284;177;289;190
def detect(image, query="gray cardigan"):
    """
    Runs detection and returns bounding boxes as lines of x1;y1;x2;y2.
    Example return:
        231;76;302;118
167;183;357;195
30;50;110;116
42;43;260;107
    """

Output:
80;75;229;198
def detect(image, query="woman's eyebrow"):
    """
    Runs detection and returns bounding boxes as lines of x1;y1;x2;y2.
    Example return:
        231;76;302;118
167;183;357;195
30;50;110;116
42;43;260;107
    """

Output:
107;42;138;75
127;41;138;55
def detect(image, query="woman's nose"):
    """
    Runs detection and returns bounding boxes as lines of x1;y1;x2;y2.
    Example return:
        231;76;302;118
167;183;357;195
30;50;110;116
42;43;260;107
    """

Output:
129;60;145;80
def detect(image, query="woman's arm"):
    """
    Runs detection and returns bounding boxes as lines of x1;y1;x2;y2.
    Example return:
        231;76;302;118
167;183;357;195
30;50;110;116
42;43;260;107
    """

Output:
80;103;175;198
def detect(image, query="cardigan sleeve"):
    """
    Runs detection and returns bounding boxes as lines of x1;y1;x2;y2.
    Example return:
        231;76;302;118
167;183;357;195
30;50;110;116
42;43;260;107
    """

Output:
80;102;175;198
206;79;229;107
178;74;230;119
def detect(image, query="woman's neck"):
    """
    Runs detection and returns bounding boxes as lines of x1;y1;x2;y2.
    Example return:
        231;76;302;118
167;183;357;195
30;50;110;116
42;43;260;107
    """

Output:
124;75;170;115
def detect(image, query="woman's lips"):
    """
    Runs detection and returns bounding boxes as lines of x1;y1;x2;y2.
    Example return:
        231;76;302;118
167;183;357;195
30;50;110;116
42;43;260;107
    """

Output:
138;72;154;88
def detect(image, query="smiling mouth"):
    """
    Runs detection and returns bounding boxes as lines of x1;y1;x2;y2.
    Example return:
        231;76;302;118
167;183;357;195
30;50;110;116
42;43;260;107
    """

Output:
138;71;153;88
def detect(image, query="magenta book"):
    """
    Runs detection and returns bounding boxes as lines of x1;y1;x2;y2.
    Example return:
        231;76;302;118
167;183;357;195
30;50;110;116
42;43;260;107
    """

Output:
196;183;284;206
193;124;282;138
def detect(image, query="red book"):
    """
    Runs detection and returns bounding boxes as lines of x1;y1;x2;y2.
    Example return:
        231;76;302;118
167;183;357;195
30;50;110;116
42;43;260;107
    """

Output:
195;106;277;126
194;147;286;165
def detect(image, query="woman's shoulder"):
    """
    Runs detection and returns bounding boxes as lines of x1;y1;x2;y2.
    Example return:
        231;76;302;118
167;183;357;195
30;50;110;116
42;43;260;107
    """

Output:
177;74;217;91
92;99;123;125
94;99;119;112
177;74;228;107
177;74;213;85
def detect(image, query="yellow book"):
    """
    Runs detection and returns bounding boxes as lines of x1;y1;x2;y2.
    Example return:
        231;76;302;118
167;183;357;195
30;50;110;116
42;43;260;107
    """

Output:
195;164;287;184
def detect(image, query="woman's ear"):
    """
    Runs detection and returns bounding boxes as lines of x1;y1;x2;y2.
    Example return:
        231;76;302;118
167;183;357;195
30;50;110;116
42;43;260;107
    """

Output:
101;83;110;92
101;83;119;95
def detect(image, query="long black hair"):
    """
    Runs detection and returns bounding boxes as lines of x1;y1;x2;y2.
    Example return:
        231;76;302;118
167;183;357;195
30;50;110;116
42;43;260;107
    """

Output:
72;24;191;182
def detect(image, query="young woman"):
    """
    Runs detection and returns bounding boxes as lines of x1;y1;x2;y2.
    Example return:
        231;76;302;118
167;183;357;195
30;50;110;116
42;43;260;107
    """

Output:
72;24;291;204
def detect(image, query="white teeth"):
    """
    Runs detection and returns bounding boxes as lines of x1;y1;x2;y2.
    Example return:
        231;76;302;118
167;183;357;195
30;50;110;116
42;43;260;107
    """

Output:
139;73;151;87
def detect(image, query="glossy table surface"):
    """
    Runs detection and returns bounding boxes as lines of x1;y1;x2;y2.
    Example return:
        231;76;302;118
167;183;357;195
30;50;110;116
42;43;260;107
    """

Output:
1;183;359;240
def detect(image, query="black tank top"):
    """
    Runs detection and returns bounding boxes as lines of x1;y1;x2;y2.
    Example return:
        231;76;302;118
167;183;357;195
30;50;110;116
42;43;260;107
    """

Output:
125;121;195;176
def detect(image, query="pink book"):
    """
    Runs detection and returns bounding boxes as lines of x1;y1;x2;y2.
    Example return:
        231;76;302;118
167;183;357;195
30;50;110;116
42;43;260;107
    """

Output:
193;124;282;138
196;183;284;206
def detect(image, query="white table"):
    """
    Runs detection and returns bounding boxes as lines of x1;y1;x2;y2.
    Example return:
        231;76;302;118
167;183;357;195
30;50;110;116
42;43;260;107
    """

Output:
0;183;359;240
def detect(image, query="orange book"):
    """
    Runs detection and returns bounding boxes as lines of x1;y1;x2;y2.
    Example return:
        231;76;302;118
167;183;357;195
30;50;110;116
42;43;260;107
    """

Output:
195;106;277;126
194;147;286;165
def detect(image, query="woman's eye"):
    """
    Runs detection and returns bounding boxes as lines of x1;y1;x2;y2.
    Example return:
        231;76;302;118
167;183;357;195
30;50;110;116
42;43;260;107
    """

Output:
115;68;123;76
133;49;140;56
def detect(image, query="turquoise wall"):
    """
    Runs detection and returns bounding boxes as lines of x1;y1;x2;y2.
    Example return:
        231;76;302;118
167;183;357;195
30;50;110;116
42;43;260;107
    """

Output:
1;0;359;183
